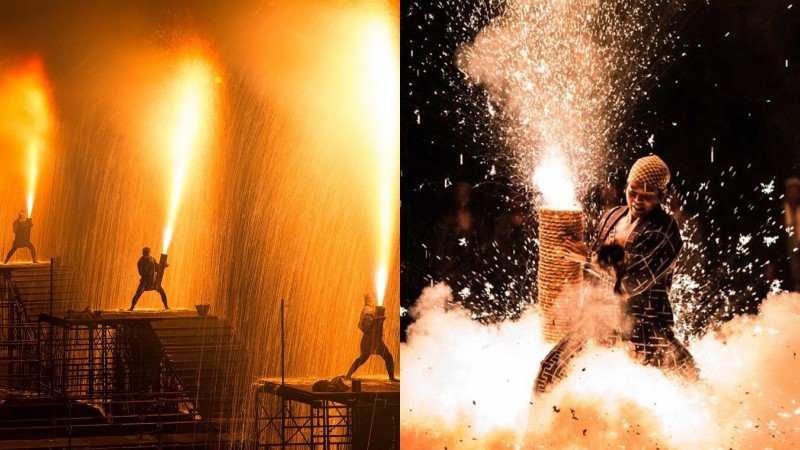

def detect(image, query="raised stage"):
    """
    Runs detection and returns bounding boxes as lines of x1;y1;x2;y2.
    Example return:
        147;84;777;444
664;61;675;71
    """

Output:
0;306;251;446
254;378;399;450
39;309;207;327
1;261;83;391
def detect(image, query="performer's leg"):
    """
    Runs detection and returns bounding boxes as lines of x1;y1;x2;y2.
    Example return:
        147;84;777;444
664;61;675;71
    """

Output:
129;283;145;310
346;339;371;379
27;244;37;263
157;287;169;310
654;328;700;381
534;324;591;394
376;341;397;381
4;244;18;263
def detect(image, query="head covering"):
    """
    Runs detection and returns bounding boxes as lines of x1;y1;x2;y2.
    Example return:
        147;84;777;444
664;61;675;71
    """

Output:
627;155;670;191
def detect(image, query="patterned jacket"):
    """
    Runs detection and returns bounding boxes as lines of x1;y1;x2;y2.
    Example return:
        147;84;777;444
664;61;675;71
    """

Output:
12;218;33;246
591;205;683;329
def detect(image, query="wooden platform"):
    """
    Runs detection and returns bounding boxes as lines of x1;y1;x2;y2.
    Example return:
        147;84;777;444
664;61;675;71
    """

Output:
0;432;235;449
151;317;251;420
255;378;399;404
1;262;84;318
37;309;251;429
39;309;211;327
254;378;399;449
0;262;53;272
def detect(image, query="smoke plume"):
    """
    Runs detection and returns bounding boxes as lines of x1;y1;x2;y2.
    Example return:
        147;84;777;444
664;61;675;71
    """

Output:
401;284;800;449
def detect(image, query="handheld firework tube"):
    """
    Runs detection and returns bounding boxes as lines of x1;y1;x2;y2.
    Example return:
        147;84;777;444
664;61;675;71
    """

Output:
155;253;168;290
375;305;386;337
538;208;584;342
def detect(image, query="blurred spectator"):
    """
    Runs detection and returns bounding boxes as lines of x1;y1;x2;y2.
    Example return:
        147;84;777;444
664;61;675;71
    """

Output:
585;181;621;230
668;191;706;275
489;198;536;306
782;177;800;291
434;182;487;292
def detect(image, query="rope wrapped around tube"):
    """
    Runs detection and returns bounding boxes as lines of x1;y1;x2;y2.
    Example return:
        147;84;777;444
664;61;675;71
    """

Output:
537;208;584;342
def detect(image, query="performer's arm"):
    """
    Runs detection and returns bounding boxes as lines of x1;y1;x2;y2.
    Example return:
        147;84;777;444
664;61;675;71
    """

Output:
358;308;376;331
620;220;682;296
567;207;619;280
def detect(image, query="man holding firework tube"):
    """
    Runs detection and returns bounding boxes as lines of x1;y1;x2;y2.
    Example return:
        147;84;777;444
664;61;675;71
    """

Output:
4;210;37;264
345;293;398;382
129;247;169;311
535;155;697;394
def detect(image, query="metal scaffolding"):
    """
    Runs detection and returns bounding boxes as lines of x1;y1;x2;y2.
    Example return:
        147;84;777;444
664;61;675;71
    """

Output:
0;262;82;392
253;380;399;450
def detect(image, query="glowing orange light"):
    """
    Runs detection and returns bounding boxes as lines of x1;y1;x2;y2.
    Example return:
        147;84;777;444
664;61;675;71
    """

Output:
27;137;40;216
533;154;580;210
374;266;388;307
161;54;216;253
360;12;399;306
0;59;52;218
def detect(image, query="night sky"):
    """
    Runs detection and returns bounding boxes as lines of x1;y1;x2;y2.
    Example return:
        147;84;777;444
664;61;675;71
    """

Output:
401;0;800;339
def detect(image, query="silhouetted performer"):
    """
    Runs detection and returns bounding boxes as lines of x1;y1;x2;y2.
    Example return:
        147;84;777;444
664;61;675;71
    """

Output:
4;210;37;264
129;247;169;311
345;294;398;382
535;156;698;394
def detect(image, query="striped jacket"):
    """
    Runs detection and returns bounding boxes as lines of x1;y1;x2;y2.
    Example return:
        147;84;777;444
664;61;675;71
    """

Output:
591;205;683;329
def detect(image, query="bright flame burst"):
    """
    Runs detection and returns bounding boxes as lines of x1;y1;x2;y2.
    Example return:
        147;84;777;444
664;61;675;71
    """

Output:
161;54;217;253
27;137;40;216
360;12;399;306
402;286;800;449
533;155;579;210
0;59;53;218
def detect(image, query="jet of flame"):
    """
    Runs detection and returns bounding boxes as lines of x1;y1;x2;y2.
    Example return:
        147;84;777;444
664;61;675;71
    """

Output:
0;59;52;218
161;54;216;253
361;12;399;306
374;266;388;307
533;155;580;210
27;137;40;216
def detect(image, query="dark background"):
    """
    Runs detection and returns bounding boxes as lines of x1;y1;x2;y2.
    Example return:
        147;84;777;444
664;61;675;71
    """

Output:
401;0;800;340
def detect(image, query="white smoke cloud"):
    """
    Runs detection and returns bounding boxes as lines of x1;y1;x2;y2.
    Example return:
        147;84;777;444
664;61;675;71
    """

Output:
401;285;800;449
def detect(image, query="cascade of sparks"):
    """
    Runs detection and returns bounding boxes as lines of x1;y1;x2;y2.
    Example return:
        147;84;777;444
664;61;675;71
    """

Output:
403;0;800;448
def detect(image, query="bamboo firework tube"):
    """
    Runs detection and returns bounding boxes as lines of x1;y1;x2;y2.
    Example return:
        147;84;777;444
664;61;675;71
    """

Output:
538;208;584;342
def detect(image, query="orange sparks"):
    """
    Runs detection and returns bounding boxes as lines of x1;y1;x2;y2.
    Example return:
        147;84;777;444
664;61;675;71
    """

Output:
159;51;218;253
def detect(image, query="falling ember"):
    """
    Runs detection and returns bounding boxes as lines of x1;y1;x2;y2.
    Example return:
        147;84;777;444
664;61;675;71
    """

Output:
160;53;217;253
360;11;399;308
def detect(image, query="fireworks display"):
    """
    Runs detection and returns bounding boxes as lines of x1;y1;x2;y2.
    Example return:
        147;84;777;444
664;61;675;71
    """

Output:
402;0;800;448
0;0;399;379
0;58;53;220
159;50;219;254
402;286;800;449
